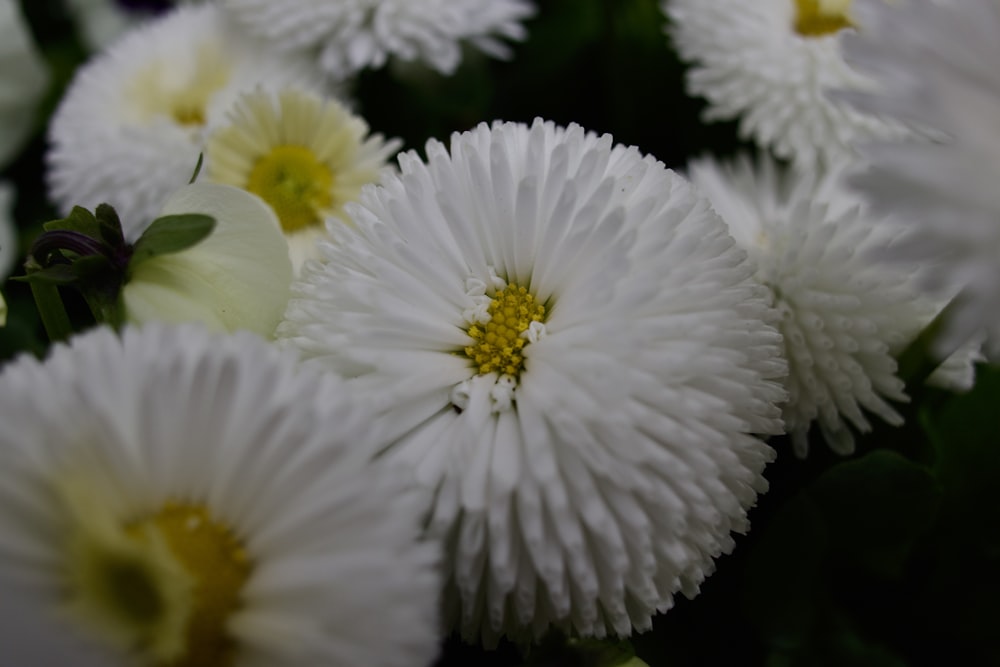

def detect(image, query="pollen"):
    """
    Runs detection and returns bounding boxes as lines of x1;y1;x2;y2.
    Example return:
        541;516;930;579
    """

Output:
67;492;251;667
246;144;334;233
465;284;546;377
793;0;853;37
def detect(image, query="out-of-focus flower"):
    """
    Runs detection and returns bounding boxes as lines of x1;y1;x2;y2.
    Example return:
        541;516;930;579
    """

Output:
664;0;901;166
278;119;787;642
0;0;50;169
206;88;400;271
841;0;1000;358
122;183;293;337
47;4;329;239
220;0;536;78
689;154;980;456
0;323;442;667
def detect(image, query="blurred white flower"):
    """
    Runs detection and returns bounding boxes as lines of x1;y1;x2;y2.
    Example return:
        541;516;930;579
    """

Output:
689;154;980;457
220;0;536;78
122;183;293;337
0;323;441;667
664;0;901;166
278;119;787;642
841;0;1000;358
0;0;50;168
47;4;330;239
206;87;400;272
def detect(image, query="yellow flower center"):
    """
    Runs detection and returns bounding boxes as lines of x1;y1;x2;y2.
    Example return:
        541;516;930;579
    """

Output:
465;284;545;377
246;144;334;234
793;0;854;37
68;498;251;667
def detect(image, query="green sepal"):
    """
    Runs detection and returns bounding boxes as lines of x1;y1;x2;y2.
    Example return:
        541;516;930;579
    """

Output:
12;263;78;286
94;203;125;248
129;214;215;269
42;205;101;237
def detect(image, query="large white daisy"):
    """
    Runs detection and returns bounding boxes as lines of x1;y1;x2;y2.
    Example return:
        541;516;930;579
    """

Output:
688;154;980;457
220;0;536;78
840;0;1000;358
277;119;788;642
0;323;441;667
0;0;50;169
206;87;401;272
664;0;901;166
46;4;330;240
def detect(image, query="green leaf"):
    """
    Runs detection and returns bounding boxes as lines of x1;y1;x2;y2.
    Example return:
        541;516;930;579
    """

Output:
129;214;216;268
42;206;101;237
808;450;941;579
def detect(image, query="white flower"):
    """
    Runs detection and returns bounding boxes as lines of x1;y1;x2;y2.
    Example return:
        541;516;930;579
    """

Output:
0;323;441;667
122;183;293;337
46;4;330;239
0;0;50;169
840;0;1000;358
688;154;980;457
206;87;401;272
220;0;536;78
663;0;902;166
277;119;788;642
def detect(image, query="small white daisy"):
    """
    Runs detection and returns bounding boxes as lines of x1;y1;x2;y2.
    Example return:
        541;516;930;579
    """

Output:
278;119;788;642
0;0;50;168
841;0;1000;358
688;154;980;457
0;323;442;667
46;4;330;239
664;0;901;166
206;87;401;271
219;0;536;78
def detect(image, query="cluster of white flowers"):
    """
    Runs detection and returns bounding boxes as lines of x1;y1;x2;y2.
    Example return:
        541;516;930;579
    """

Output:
0;0;997;664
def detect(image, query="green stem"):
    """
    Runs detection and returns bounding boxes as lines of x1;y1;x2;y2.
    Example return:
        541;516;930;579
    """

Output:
30;282;73;342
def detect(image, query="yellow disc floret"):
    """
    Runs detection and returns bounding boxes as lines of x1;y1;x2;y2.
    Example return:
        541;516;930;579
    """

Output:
793;0;854;37
246;144;334;233
465;284;546;377
65;482;251;667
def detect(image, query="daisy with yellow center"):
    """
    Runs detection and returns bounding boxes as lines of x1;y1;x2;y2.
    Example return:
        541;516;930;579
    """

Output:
664;0;901;166
46;4;329;239
0;324;441;667
207;88;401;271
278;119;788;643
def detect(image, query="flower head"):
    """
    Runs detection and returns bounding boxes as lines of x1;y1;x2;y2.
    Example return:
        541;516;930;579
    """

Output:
206;87;401;271
122;183;293;337
46;4;330;238
841;0;1000;358
664;0;901;166
0;323;441;667
278;119;787;642
688;154;980;456
220;0;536;77
0;0;50;169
